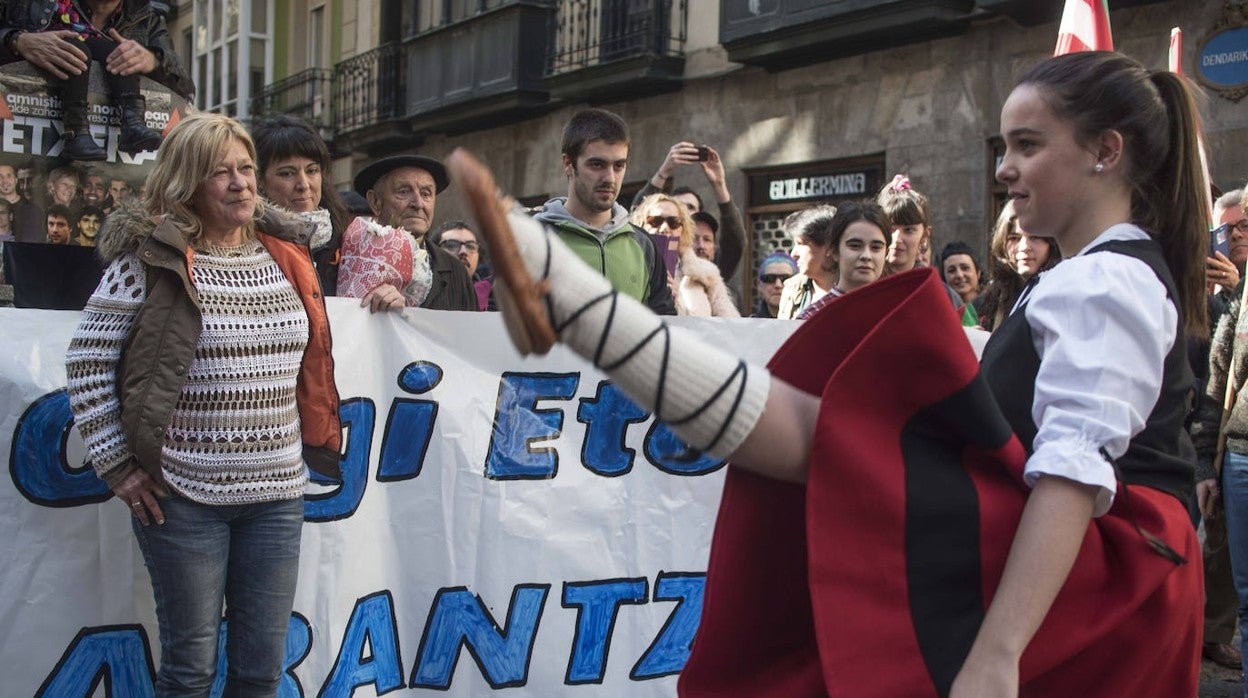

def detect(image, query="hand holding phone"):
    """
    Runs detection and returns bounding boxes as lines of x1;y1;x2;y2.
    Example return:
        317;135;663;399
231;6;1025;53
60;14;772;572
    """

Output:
1211;222;1231;259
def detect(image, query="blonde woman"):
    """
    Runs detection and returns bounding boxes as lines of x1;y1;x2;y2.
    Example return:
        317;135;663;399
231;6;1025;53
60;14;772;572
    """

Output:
634;192;738;317
65;113;341;694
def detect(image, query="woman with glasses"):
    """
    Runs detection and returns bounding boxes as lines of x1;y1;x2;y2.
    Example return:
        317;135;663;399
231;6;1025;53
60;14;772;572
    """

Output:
752;252;798;318
633;193;738;317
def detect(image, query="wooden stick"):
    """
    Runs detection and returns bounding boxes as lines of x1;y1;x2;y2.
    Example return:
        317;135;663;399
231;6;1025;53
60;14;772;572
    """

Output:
446;148;557;355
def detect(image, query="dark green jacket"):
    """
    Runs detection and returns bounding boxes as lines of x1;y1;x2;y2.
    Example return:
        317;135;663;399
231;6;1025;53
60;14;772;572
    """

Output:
535;198;676;316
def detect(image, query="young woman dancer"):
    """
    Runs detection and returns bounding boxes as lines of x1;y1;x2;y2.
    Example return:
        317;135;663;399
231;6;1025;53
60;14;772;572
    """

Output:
452;50;1208;697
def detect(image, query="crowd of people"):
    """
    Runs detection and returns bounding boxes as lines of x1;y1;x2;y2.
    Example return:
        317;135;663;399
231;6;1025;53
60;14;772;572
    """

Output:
45;43;1248;697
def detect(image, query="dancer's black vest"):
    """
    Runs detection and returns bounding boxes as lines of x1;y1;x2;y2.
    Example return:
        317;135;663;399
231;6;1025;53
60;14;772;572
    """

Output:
979;239;1195;504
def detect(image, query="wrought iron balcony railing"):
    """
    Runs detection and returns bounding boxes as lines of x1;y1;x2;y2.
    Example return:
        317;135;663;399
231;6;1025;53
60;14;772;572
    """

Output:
546;0;687;76
333;43;406;134
249;68;333;131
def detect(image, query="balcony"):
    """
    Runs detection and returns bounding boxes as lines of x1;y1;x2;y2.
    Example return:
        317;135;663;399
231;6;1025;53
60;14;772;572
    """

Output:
333;43;415;155
545;0;687;103
249;68;333;135
404;0;558;134
720;0;977;71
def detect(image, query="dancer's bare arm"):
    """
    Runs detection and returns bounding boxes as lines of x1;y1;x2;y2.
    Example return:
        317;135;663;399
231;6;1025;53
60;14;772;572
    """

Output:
727;379;819;484
949;476;1097;697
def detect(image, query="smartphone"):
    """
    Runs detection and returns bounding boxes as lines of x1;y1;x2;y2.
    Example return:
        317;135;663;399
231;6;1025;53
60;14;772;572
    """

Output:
1211;223;1231;258
696;146;710;162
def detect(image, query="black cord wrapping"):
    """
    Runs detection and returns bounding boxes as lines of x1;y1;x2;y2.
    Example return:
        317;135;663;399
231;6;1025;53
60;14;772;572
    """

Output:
544;242;753;459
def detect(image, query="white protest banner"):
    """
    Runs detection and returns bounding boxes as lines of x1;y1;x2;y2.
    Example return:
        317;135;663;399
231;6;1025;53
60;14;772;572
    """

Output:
1;301;795;697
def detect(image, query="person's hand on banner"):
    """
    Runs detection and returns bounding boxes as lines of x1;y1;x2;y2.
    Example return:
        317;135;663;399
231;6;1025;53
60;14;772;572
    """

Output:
111;468;168;526
13;31;88;80
361;282;406;313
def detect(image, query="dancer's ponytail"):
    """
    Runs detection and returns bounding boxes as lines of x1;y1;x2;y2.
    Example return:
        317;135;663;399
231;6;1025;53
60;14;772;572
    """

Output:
1017;52;1209;338
1147;70;1209;339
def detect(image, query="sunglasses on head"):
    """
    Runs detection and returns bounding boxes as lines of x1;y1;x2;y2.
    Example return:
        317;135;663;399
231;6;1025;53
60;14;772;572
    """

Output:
645;215;682;229
759;273;792;284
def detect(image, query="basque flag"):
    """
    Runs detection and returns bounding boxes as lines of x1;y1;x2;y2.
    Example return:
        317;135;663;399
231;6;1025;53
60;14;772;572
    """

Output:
1054;0;1113;55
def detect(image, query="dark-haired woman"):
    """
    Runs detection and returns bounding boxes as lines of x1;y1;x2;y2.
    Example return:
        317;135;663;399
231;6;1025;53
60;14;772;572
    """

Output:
252;114;349;295
776;205;837;319
794;201;890;320
939;241;982;312
976;200;1063;332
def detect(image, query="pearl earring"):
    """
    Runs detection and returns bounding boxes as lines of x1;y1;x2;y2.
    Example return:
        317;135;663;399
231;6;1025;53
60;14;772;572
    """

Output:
1094;162;1104;173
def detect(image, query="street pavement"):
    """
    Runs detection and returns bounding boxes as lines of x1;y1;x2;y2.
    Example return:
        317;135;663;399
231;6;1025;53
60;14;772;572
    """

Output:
1201;654;1244;697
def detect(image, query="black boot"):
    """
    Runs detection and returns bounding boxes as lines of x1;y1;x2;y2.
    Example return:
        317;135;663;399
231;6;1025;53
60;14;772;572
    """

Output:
61;100;107;161
116;92;162;155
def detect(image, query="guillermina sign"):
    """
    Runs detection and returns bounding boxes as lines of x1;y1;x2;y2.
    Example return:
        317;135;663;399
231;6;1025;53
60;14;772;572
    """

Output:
1197;3;1248;102
768;172;869;202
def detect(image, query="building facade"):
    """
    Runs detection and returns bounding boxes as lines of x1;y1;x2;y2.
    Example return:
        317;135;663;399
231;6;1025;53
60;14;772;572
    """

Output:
180;0;1248;306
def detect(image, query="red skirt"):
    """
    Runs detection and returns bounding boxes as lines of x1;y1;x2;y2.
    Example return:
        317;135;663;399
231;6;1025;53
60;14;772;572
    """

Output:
677;269;1201;697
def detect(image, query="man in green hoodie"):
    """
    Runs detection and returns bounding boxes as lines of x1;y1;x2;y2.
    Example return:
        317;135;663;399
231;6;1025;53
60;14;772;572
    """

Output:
535;109;675;315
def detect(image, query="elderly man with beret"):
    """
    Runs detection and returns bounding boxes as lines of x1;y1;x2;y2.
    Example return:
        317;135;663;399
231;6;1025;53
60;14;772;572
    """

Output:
346;154;477;312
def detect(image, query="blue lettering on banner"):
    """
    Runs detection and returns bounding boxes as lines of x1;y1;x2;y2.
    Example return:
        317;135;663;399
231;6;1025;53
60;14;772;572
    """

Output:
320;593;404;697
10;369;729;514
644;421;727;476
485;373;580;480
562;578;649;684
410;584;551;689
577;381;650;477
304;398;375;523
211;614;312;698
10;389;111;506
36;625;155;697
631;572;706;680
377;362;442;482
284;614;315;697
35;573;707;694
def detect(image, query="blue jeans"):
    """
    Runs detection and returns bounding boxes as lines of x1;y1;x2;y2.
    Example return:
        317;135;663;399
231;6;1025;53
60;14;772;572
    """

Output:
132;490;303;697
1221;451;1248;696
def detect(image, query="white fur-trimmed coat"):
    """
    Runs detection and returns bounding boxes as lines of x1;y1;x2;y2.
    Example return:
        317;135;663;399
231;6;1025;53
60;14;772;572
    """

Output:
674;248;739;317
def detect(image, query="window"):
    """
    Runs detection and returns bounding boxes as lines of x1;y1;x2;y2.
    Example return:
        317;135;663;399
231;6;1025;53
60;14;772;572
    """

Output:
191;0;271;119
309;6;325;69
987;137;1007;229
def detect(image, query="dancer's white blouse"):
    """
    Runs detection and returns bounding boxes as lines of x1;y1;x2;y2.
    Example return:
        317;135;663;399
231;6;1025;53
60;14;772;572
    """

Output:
1016;223;1177;517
